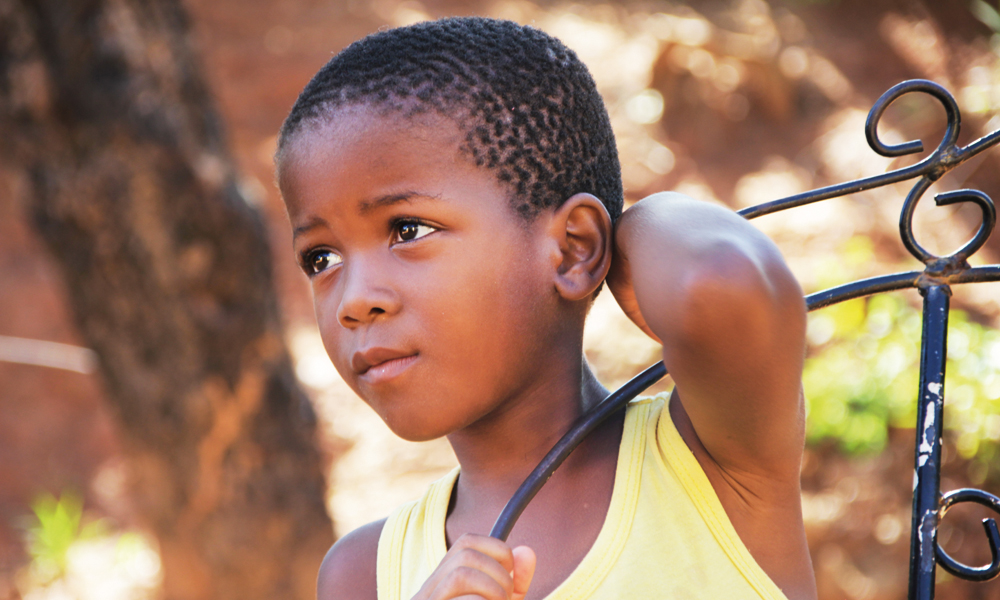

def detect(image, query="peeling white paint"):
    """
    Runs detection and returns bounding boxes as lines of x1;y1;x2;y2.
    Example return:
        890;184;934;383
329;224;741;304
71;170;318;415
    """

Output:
918;401;937;461
927;382;942;396
916;508;941;571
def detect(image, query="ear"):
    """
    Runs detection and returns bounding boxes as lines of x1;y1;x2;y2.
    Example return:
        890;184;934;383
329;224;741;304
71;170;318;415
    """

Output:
547;193;613;301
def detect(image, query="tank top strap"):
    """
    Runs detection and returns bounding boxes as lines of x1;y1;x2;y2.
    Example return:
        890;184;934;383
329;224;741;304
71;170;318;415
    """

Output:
544;398;651;599
654;398;787;600
376;499;416;600
377;468;459;600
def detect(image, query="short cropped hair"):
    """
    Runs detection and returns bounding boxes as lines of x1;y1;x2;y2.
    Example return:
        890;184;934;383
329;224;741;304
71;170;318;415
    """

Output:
278;17;623;222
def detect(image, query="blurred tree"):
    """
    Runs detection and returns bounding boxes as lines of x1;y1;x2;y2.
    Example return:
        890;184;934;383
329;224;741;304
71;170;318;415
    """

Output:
0;1;333;599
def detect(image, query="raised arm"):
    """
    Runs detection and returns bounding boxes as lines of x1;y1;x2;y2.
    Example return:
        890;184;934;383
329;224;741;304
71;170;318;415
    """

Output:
607;191;807;481
607;192;815;597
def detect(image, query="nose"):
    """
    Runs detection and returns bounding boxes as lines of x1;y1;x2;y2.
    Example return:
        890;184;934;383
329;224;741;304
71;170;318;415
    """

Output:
336;261;402;328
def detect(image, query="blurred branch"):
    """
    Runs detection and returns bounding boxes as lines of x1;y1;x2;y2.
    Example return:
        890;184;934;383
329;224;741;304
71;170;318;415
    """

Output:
0;335;97;374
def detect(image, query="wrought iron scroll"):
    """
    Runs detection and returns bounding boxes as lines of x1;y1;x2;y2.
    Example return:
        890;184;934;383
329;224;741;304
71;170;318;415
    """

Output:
488;79;1000;598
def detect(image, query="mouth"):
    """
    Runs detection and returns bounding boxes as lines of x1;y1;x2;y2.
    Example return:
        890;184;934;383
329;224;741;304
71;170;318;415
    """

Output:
353;347;419;382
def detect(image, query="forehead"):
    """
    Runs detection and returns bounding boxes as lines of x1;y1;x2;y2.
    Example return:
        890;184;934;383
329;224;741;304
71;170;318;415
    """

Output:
285;105;458;166
278;106;498;215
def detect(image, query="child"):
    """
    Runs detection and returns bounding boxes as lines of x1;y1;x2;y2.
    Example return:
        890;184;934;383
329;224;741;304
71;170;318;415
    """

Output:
276;17;816;600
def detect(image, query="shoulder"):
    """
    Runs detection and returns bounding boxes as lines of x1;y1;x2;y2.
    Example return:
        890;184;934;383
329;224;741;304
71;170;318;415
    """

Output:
317;518;386;600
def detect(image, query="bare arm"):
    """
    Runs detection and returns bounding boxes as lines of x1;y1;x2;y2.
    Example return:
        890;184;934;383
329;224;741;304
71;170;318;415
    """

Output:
608;193;817;598
608;192;806;479
317;519;385;600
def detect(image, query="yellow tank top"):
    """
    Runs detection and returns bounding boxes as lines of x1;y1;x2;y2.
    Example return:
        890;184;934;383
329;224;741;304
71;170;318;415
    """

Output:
375;394;789;599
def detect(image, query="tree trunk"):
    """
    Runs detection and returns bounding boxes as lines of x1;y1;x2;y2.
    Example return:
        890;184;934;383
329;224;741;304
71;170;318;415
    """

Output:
0;1;334;598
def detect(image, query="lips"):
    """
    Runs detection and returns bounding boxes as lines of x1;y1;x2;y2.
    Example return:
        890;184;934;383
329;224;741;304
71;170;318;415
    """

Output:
352;347;418;380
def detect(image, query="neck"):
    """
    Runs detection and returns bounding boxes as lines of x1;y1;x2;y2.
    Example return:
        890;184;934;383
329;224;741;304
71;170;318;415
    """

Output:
446;351;610;507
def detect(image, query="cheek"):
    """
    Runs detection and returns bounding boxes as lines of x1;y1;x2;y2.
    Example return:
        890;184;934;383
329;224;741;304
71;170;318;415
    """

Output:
427;242;554;370
310;283;354;381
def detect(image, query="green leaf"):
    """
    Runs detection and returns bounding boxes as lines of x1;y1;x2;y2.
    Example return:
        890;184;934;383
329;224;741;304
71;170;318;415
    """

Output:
23;492;85;583
971;0;1000;34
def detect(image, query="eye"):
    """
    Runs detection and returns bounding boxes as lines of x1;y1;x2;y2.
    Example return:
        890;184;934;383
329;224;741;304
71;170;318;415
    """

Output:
392;220;437;244
302;249;343;275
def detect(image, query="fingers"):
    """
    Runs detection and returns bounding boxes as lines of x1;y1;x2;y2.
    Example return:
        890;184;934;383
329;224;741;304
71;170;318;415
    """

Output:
451;534;515;574
415;534;534;600
511;546;536;600
431;565;510;600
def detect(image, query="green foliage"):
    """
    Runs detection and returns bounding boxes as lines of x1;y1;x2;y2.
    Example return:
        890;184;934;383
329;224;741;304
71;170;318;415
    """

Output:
23;491;106;585
804;290;1000;473
971;0;1000;34
17;492;162;599
971;0;1000;60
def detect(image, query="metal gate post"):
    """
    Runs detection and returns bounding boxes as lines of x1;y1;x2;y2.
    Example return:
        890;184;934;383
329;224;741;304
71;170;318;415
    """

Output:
908;284;950;600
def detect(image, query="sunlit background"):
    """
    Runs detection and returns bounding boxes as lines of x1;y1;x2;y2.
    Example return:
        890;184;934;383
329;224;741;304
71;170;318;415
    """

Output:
4;0;1000;599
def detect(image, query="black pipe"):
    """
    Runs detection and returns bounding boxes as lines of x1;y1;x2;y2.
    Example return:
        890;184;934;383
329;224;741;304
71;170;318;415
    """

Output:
908;284;950;600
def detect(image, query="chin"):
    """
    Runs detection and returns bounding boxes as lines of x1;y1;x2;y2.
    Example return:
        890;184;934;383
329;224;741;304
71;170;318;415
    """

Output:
364;386;495;442
372;404;454;442
383;420;452;443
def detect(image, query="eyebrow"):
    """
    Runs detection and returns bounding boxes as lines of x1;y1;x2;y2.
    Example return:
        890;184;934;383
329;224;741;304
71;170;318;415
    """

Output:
292;216;329;239
359;191;428;214
293;191;442;240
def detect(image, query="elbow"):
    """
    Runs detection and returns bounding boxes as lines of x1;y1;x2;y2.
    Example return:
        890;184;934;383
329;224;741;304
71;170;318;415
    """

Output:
667;242;805;349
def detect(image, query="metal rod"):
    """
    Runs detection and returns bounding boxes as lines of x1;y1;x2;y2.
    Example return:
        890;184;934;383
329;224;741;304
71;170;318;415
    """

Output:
489;361;667;541
936;488;1000;581
805;271;922;310
737;80;1000;222
908;284;951;600
488;266;1000;543
738;162;929;220
802;265;1000;311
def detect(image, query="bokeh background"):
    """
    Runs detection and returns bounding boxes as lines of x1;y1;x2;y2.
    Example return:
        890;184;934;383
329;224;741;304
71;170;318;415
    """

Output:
3;0;1000;599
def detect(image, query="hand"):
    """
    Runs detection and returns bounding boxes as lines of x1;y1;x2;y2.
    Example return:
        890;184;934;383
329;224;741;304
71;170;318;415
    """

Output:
412;534;536;600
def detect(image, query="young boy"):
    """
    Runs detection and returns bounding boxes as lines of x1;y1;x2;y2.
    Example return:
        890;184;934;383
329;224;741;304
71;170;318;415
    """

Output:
276;17;816;600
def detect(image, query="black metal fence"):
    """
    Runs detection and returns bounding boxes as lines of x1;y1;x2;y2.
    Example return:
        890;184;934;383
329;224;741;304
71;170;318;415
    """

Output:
489;79;1000;599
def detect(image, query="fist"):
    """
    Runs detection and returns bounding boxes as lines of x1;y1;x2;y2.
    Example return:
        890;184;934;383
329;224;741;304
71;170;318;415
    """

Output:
412;534;536;600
